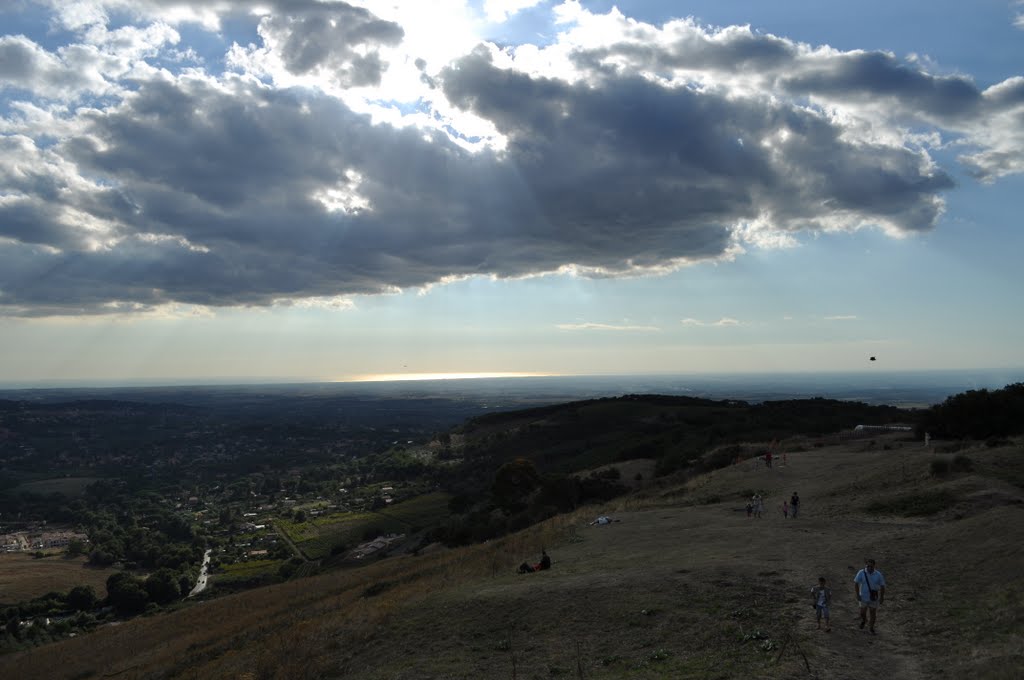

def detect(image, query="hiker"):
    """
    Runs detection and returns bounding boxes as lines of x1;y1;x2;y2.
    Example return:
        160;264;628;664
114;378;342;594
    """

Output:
811;577;832;632
781;500;789;518
745;500;753;518
790;491;800;518
765;451;773;468
854;558;886;634
752;494;764;519
518;549;551;574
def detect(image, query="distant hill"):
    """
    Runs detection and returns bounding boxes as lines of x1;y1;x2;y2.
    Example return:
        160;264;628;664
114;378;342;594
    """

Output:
455;394;910;474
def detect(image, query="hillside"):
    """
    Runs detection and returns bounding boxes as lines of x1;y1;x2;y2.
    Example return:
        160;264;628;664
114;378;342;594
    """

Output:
2;432;1021;679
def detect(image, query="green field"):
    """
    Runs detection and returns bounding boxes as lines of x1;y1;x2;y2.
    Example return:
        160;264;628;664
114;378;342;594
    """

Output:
5;476;103;497
215;559;283;580
277;492;452;559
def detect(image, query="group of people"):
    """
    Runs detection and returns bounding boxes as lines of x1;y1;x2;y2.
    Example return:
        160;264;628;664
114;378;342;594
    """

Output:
811;559;887;635
746;491;800;518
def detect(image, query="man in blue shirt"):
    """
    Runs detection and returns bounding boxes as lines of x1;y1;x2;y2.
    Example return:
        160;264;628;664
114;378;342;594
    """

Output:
854;558;886;634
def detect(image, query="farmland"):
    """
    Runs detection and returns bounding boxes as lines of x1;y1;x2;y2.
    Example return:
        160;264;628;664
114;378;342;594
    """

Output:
0;554;117;605
277;492;452;559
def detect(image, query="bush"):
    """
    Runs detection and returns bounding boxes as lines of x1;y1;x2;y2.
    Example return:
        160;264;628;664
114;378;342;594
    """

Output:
918;383;1024;439
951;455;974;472
930;459;950;476
866;490;958;516
66;586;98;612
105;573;149;615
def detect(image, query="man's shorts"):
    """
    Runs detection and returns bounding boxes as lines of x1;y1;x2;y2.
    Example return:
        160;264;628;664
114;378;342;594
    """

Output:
860;598;879;609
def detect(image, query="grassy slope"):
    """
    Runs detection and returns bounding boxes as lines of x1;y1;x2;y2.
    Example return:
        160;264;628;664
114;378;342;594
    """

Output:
2;435;1022;679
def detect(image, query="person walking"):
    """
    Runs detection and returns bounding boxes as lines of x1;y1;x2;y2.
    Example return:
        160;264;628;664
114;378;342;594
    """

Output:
811;577;832;632
752;494;764;519
790;491;800;518
854;558;886;634
781;500;789;518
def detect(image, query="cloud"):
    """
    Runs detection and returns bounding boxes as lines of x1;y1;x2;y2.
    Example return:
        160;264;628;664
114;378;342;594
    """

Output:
556;322;660;332
681;317;743;327
560;7;1024;181
824;315;858;321
255;3;404;87
1;2;1022;316
0;35;109;100
484;0;545;23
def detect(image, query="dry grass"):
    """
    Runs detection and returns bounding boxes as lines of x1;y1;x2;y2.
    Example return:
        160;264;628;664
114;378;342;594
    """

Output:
0;554;116;604
2;435;1023;679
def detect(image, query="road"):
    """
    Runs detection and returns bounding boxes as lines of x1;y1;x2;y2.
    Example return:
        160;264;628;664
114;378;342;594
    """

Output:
187;549;212;597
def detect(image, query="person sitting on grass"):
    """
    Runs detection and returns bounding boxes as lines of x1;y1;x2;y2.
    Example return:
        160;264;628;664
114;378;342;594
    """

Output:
517;549;551;573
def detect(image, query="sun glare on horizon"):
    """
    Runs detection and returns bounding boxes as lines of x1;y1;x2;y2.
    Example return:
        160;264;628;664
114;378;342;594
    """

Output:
345;371;557;382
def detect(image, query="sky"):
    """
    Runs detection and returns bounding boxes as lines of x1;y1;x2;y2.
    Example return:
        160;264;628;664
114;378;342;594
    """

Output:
1;0;1022;385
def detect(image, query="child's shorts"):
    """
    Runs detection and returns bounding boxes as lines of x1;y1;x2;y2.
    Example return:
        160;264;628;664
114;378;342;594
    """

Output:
816;605;830;620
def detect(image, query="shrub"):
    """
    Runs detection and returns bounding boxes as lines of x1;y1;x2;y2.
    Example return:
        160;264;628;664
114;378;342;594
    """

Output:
362;581;394;598
866;490;958;516
66;586;98;612
930;459;950;476
951;455;974;472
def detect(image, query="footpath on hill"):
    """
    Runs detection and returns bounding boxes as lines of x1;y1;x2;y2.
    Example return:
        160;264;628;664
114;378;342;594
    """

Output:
342;436;1023;679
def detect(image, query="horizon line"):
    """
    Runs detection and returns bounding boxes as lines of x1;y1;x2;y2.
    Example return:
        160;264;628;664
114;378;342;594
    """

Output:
1;366;1023;391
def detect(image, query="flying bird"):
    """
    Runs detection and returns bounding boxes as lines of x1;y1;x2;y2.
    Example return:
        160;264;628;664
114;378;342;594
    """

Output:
869;356;876;361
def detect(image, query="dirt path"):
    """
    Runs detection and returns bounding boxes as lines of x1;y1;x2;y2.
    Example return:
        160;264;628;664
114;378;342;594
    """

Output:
518;441;954;679
342;439;959;679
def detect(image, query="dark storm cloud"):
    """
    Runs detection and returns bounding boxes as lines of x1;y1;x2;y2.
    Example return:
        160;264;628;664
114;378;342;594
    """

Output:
258;2;404;86
571;23;797;75
779;51;982;119
566;22;1023;180
17;5;1024;316
442;51;951;234
0;43;957;316
565;22;1018;124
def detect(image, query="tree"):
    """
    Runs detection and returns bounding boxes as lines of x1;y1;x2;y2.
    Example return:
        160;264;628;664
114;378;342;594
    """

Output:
492;458;542;512
145;568;181;605
293;509;307;523
88;546;117;566
66;539;86;557
105;572;149;615
66;585;98;612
